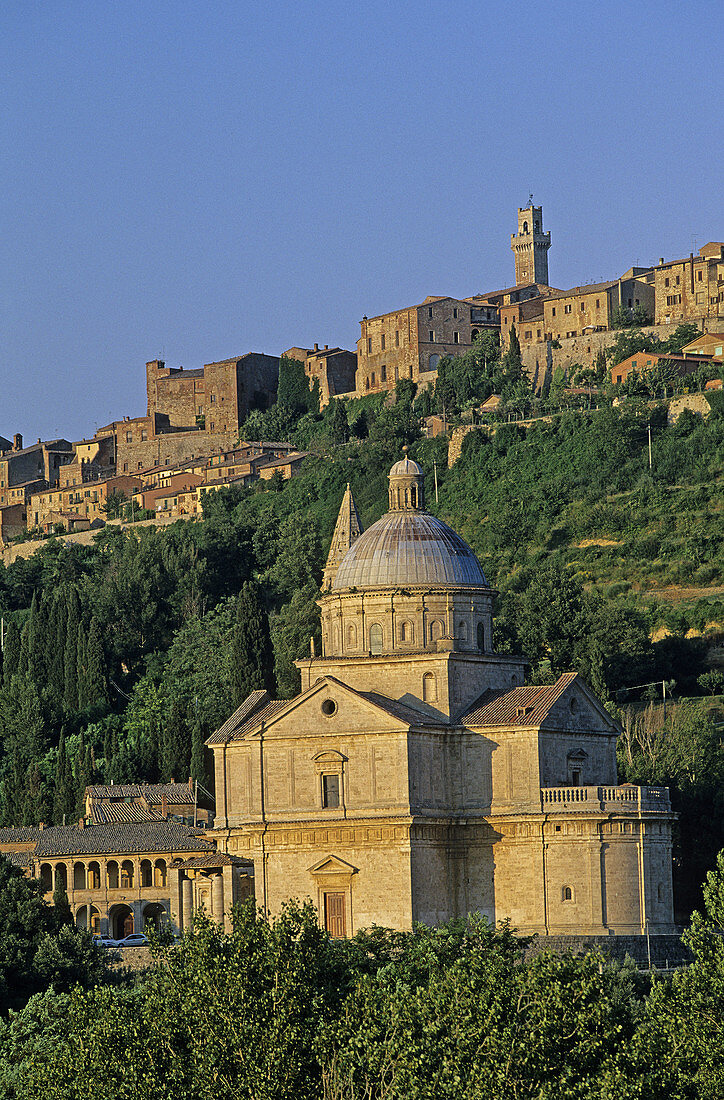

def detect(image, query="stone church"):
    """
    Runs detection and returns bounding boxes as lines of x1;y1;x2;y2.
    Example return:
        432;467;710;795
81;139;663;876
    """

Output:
208;457;676;938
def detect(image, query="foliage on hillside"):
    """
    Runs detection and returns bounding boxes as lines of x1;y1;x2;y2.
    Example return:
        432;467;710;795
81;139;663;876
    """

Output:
5;883;724;1098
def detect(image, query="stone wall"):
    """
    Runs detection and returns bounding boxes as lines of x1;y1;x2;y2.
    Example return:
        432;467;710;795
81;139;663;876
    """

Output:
521;323;681;392
116;429;233;476
2;513;193;566
524;933;690;968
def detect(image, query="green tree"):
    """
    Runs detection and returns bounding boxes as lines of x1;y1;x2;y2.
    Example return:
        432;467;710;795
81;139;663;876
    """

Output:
231;581;275;706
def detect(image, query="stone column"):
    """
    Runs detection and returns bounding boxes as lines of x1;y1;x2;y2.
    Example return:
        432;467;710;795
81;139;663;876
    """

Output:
212;873;224;925
170;868;182;934
182;877;193;932
222;865;235;932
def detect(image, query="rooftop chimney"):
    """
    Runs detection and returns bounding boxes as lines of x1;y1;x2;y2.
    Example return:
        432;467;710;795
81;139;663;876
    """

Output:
161;796;168;819
314;343;319;352
13;433;22;451
659;257;664;266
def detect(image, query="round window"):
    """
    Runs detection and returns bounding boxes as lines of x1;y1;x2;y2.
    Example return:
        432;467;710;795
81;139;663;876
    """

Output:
321;699;337;717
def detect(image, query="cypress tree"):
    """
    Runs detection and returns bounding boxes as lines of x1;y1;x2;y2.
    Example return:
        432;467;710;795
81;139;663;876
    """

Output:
2;620;21;686
53;733;75;825
63;592;79;714
23;764;51;827
162;698;190;782
27;592;46;686
47;592;67;705
76;625;88;711
84;617;107;709
74;733;93;818
230;581;275;706
17;623;29;677
329;399;349;444
190;716;207;789
52;880;73;926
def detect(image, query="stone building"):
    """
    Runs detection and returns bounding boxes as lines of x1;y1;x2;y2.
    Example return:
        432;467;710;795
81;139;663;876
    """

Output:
540;273;655;345
511;200;551;286
208;457;676;938
653;244;724;326
610;351;714;386
356;296;498;396
0;818;251;938
283;345;358;407
146;354;280;435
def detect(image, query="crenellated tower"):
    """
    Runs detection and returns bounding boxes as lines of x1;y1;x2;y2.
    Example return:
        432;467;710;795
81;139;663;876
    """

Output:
511;198;551;286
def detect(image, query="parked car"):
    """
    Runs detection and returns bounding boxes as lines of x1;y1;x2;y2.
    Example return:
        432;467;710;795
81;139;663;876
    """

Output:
117;933;149;948
93;935;120;949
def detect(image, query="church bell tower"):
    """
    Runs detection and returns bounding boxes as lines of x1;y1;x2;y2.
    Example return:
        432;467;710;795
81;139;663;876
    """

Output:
511;197;551;286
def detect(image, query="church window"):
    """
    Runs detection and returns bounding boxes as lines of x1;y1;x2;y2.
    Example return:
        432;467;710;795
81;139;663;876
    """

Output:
321;699;337;717
429;620;444;642
458;621;468;641
399;620;414;644
562;886;574;902
423;672;437;702
369;623;383;654
346;623;357;648
321;774;340;808
477;622;485;651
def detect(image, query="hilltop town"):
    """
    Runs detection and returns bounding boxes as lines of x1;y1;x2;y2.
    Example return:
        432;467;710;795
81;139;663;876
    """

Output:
2;202;722;552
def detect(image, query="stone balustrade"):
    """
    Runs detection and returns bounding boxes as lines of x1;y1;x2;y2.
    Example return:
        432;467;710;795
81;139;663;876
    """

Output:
540;785;670;813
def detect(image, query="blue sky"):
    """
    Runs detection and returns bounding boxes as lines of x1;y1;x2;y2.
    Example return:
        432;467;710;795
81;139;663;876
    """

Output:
1;0;721;441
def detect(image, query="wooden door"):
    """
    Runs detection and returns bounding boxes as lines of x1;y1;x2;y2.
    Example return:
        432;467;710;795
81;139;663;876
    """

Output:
324;892;346;938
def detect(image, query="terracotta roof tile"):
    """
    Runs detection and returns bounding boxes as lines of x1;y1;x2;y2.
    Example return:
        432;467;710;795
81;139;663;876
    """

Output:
461;673;578;727
33;821;213;857
205;692;288;745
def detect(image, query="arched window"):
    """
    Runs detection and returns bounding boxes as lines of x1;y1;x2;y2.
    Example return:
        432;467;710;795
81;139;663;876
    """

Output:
430;619;444;642
423;672;438;702
458;621;468;642
54;863;67;890
88;861;101;889
477;622;485;651
523;220;528;233
399;620;414;644
73;863;86;890
40;863;53;892
346;623;357;648
369;623;383;654
140;859;153;887
107;861;119;890
471;328;479;341
562;886;573;902
154;859;167;888
121;860;134;888
429;353;440;370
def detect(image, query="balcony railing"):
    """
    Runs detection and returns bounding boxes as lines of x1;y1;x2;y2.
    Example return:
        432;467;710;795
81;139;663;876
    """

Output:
540;785;670;813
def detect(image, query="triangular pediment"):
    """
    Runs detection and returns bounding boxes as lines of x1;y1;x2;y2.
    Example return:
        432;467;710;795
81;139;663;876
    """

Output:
540;677;621;734
240;676;419;741
308;854;358;876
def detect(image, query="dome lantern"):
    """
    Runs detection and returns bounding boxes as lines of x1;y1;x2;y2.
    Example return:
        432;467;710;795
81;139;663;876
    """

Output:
388;447;425;512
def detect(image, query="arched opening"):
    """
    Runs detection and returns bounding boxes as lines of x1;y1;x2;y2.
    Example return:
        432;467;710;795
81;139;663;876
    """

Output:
429;619;444;643
121;861;134;888
369;623;383;654
40;863;53;892
477;622;485;651
140;859;153;888
143;902;167;933
458;621;468;642
54;863;67;890
346;623;357;648
471;328;479;341
429;353;440;370
110;904;134;940
87;861;101;889
75;905;101;932
73;863;86;891
399;620;414;644
154;859;167;887
562;886;573;902
423;672;438;702
107;861;119;890
523;220;528;233
410;485;417;508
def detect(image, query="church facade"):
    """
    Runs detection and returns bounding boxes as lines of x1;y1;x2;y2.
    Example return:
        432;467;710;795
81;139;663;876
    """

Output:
208;458;676;938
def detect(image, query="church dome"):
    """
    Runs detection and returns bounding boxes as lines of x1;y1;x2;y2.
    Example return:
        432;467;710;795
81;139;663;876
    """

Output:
389;455;424;477
332;510;488;590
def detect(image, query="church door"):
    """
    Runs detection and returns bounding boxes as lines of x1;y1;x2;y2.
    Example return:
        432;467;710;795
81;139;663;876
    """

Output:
324;892;346;938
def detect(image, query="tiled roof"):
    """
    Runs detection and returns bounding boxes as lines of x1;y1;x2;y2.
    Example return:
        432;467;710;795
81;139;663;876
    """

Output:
543;281;615;301
33;822;213;857
174;852;253;871
0;827;43;842
5;851;34;869
461;673;578;727
86;782;195;805
89;803;164;825
206;692;288;745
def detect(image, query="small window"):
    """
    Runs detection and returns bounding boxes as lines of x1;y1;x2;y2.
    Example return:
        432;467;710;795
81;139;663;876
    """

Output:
321;698;337;717
580;301;585;311
395;329;400;347
551;307;556;317
665;277;670;287
210;394;216;403
422;672;437;702
595;299;600;308
429;330;434;342
381;334;386;351
399;620;414;644
429;619;444;642
428;307;433;319
367;337;372;353
562;886;573;902
698;269;703;281
477;623;485;651
676;275;680;285
369;623;383;654
453;307;458;319
453;331;459;343
380;365;387;382
321;774;340;808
